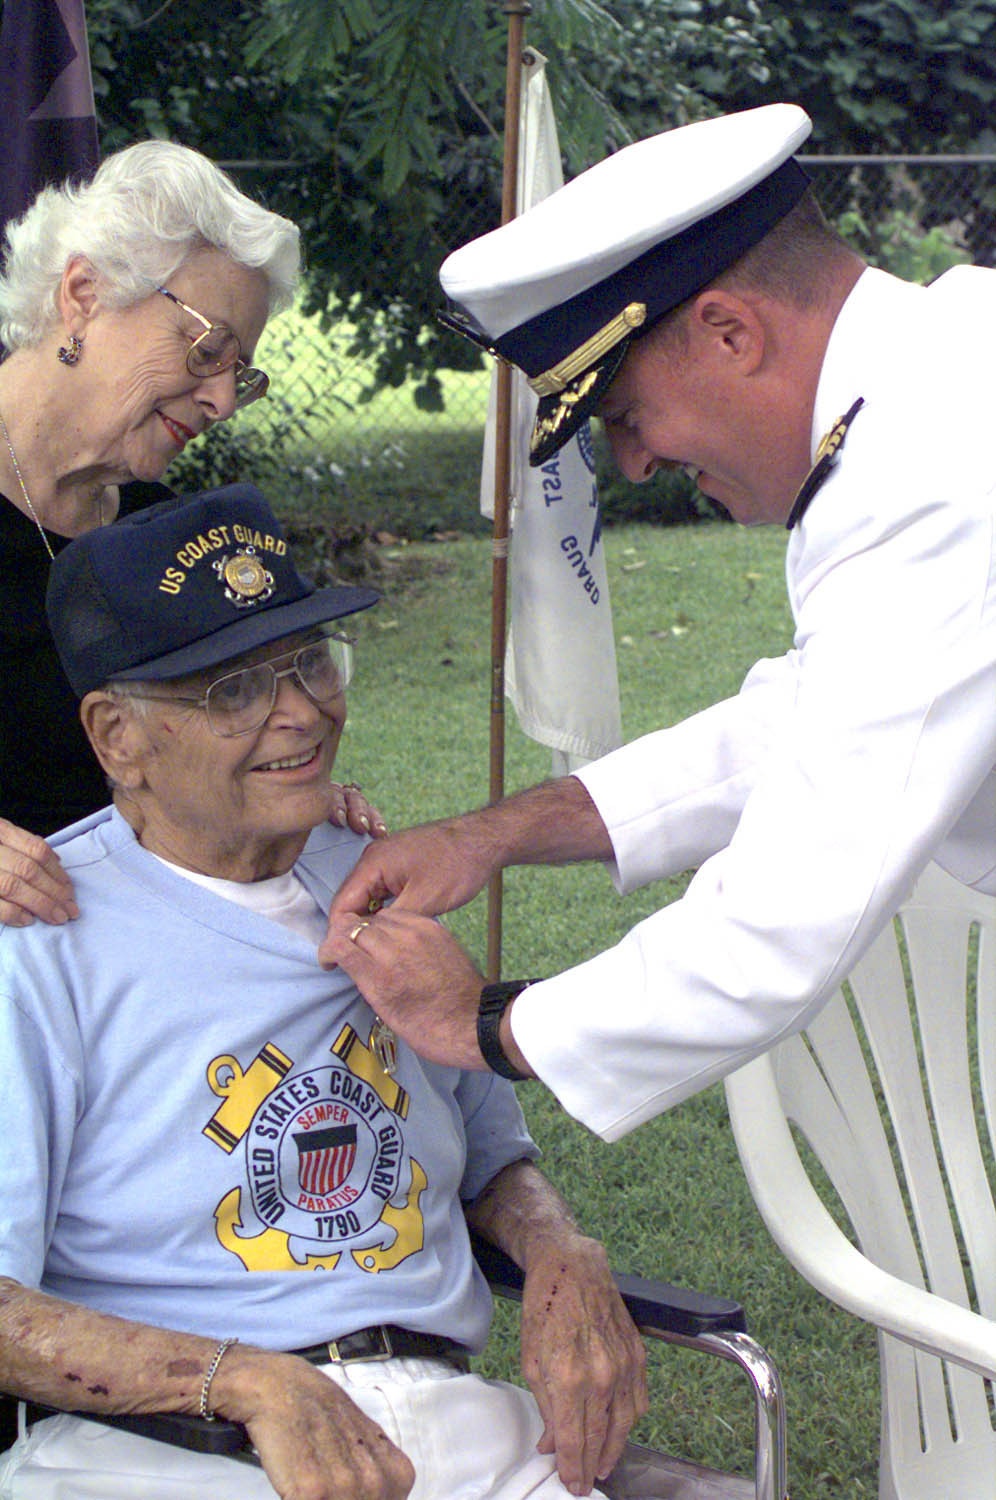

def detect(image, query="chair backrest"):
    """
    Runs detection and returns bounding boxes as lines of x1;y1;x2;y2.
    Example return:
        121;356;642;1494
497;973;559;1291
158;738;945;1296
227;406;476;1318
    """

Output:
725;862;996;1500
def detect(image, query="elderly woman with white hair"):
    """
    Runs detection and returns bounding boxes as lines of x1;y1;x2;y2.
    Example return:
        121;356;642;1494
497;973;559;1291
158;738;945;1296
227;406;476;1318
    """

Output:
0;141;379;924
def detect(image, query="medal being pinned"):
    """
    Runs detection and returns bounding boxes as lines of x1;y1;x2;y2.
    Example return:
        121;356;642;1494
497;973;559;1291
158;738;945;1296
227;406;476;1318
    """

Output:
370;1018;399;1077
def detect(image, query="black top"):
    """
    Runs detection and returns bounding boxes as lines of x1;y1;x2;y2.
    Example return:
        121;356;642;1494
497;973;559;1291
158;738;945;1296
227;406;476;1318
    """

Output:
0;481;172;836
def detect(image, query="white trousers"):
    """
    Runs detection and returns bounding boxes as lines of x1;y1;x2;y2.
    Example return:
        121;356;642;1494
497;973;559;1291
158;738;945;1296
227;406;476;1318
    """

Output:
0;1356;609;1500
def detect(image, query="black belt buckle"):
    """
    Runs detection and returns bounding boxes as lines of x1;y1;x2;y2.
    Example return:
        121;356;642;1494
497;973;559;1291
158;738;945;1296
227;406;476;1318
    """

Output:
327;1325;394;1363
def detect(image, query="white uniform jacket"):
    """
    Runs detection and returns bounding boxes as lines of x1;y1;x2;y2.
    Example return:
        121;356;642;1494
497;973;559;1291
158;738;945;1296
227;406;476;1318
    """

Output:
512;266;996;1140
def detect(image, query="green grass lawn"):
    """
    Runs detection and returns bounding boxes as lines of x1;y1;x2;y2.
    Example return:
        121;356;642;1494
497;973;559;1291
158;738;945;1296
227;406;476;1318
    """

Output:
333;520;881;1497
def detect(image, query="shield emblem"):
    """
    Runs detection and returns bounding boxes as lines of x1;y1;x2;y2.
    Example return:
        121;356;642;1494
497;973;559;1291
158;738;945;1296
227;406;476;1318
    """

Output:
294;1124;357;1197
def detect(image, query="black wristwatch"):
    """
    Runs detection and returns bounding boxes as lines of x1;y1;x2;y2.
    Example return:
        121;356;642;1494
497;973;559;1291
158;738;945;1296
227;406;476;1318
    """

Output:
477;980;537;1081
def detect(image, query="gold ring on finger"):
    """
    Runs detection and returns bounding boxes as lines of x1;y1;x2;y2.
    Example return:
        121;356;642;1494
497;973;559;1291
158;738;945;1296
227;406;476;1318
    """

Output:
348;920;371;944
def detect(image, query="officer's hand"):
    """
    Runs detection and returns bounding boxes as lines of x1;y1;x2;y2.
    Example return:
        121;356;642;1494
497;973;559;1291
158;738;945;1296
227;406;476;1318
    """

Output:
323;906;487;1071
323;818;498;958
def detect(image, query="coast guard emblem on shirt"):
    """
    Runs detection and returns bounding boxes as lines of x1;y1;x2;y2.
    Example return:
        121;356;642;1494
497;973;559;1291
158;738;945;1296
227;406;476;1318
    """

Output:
213;547;275;607
202;1026;425;1273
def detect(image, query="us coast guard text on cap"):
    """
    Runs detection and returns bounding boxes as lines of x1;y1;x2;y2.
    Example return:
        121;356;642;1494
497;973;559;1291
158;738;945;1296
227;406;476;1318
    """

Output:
159;524;288;594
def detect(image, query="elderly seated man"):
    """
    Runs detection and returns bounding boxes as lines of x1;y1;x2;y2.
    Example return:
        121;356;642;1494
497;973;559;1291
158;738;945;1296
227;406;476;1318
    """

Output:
0;485;647;1500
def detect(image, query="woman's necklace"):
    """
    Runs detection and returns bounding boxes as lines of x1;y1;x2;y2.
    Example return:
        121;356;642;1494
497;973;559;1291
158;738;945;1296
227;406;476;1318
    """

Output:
0;410;104;561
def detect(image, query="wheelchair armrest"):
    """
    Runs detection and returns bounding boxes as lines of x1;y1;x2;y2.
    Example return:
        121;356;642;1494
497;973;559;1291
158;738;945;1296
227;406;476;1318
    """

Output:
23;1401;253;1457
469;1230;748;1339
16;1239;748;1464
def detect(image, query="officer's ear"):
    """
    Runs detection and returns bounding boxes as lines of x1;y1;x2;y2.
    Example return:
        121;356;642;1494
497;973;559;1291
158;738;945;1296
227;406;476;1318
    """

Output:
688;289;765;375
80;691;153;790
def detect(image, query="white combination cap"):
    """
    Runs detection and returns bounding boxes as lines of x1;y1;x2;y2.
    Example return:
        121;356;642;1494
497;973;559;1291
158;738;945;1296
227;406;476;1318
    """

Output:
439;104;813;465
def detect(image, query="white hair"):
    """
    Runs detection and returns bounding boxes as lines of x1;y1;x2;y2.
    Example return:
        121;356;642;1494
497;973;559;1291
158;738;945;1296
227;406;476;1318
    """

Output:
100;682;156;717
0;140;301;349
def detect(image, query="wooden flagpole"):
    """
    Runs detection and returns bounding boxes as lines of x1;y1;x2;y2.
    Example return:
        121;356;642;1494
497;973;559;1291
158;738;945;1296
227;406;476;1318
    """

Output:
486;0;530;981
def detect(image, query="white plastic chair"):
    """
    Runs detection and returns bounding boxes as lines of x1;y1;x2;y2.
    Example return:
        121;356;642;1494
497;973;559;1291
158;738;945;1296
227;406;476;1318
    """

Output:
724;861;996;1500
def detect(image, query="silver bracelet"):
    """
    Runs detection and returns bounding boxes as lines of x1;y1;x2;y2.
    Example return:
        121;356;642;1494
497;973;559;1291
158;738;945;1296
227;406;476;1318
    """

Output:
199;1336;239;1421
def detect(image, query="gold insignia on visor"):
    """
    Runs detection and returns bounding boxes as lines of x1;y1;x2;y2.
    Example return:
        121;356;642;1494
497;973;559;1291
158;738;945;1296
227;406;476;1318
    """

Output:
529;367;602;455
529;302;647;398
213;548;275;608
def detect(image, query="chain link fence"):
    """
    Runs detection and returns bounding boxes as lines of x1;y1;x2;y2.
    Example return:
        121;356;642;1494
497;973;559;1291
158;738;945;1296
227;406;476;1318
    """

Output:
175;156;996;531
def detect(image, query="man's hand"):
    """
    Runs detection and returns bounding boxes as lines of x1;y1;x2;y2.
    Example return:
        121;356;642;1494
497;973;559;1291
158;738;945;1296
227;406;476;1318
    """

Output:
466;1162;648;1496
324;817;499;943
519;1233;649;1496
0;1284;414;1500
324;907;489;1070
214;1347;415;1500
0;819;78;927
322;779;612;968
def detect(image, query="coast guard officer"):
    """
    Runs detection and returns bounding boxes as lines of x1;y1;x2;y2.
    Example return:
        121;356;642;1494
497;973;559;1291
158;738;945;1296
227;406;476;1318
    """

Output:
323;104;996;1143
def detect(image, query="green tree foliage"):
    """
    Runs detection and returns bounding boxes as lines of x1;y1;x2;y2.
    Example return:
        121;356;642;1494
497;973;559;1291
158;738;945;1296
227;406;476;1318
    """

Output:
729;0;996;155
563;1;996;155
85;0;996;400
84;0;771;397
87;0;628;403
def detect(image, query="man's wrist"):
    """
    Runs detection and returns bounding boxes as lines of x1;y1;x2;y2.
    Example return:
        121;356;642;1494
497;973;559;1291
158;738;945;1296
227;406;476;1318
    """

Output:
477;981;537;1080
498;1004;533;1079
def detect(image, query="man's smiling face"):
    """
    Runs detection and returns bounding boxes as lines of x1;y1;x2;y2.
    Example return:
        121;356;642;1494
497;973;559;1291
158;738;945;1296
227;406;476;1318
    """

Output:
597;296;813;528
115;633;348;881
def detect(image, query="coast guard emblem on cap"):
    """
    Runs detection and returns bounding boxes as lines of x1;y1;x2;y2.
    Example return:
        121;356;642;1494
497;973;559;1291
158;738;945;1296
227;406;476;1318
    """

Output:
213;547;275;608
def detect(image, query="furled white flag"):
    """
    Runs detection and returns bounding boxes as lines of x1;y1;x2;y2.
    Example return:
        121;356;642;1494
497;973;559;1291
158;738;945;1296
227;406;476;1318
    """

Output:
480;52;622;774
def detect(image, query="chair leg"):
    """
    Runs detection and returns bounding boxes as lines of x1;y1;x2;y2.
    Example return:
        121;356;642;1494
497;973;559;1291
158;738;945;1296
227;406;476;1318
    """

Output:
697;1331;787;1500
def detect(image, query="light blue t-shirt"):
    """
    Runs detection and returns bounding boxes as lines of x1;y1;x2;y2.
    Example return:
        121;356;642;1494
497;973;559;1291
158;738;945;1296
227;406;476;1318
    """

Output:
0;807;537;1351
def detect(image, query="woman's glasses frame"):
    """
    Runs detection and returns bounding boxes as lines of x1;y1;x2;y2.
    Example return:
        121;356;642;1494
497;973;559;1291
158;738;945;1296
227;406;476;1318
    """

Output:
157;286;269;409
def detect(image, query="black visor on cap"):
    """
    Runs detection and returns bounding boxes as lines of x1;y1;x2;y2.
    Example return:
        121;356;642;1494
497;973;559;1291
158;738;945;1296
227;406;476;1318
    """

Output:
529;340;630;467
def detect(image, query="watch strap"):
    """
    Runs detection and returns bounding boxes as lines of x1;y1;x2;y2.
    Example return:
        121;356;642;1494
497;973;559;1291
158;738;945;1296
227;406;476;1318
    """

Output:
477;980;536;1081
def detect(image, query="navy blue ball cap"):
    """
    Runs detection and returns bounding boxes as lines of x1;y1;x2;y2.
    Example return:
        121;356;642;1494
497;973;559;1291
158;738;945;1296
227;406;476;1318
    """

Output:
438;104;812;465
46;484;380;697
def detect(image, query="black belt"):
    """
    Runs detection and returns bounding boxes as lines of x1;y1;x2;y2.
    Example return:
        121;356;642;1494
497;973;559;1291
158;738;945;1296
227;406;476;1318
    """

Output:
292;1324;470;1370
22;1329;471;1435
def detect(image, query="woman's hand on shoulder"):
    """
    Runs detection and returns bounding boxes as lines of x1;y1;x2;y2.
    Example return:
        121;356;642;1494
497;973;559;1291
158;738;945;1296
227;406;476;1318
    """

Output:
329;784;388;840
0;819;78;927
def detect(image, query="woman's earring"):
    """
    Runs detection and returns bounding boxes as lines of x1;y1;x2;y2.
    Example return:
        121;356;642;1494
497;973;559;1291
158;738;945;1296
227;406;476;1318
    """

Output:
57;334;84;366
